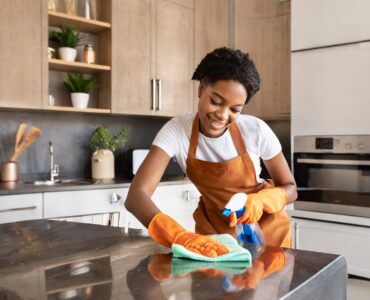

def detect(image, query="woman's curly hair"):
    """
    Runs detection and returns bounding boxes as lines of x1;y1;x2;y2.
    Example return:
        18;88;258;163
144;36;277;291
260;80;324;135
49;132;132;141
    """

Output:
192;47;260;103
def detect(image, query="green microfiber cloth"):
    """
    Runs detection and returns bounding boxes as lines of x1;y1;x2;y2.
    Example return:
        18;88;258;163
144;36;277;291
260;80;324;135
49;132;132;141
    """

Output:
171;259;250;275
172;233;252;263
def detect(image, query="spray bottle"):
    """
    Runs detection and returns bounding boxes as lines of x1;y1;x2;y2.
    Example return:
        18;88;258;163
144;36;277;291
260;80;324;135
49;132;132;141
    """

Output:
222;192;264;245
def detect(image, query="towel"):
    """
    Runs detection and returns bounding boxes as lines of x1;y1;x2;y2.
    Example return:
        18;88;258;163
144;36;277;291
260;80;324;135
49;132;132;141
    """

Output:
171;259;250;275
172;234;252;263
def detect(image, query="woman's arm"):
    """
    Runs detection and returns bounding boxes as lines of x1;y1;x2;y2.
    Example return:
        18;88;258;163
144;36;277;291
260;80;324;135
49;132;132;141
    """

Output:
124;145;171;227
263;152;298;204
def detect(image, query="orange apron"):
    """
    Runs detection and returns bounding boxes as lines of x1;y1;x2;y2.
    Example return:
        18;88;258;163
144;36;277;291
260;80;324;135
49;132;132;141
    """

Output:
186;114;292;248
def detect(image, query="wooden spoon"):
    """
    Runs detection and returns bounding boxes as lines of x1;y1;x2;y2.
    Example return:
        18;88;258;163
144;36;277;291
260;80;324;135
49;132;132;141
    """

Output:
10;127;42;162
14;123;27;152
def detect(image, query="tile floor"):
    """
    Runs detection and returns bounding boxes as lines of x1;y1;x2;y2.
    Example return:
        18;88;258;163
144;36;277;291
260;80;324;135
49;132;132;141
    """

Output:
347;278;370;299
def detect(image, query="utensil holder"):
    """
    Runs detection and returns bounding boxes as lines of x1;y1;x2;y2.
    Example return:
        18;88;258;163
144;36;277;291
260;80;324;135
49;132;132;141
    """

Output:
1;161;19;182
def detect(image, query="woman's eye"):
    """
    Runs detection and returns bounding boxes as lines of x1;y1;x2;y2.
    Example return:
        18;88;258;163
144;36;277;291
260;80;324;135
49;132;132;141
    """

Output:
210;98;221;106
231;108;241;113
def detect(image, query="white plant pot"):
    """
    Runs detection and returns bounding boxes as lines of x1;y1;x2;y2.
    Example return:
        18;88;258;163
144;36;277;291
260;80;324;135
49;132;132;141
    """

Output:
58;47;77;62
71;93;90;108
92;150;115;180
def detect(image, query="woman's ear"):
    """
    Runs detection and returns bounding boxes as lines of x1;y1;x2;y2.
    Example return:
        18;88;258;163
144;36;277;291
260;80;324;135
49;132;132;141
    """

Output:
198;82;206;98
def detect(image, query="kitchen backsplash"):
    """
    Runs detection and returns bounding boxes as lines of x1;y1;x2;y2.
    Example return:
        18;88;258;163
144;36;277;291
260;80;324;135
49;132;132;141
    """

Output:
0;110;290;180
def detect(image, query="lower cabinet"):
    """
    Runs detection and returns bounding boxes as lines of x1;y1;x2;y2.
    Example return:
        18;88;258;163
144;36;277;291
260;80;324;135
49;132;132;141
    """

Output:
125;183;200;234
291;217;370;278
0;193;43;224
44;188;128;227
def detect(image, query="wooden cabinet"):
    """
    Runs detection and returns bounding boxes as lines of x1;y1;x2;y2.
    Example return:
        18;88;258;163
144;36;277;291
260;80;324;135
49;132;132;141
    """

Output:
291;217;370;278
0;193;43;224
234;0;290;120
193;0;229;112
47;1;112;113
44;188;128;227
0;0;46;109
112;0;194;117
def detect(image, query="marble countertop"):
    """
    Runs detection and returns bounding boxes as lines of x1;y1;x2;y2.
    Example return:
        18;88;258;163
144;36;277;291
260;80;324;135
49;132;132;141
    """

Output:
0;220;347;300
0;175;189;196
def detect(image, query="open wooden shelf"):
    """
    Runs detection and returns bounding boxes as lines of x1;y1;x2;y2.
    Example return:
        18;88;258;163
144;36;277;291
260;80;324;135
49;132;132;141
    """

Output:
48;59;110;74
48;11;110;34
46;105;110;114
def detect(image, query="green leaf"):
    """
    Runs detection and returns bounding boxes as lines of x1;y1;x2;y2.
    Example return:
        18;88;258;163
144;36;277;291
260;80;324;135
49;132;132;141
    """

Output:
89;126;131;152
63;73;96;93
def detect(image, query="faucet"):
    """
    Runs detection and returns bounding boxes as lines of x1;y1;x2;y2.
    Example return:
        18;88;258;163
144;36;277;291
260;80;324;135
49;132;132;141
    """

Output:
49;141;59;182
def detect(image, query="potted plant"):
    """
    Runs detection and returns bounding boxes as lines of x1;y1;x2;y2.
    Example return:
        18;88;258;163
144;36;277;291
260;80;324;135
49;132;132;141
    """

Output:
89;126;131;180
49;24;80;61
63;73;96;108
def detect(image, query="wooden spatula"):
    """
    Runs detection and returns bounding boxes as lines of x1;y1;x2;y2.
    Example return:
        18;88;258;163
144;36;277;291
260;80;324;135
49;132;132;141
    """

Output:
14;123;27;152
10;127;42;162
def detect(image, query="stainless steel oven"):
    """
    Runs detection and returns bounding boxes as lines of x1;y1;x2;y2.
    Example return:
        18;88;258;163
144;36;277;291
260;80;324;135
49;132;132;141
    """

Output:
293;135;370;218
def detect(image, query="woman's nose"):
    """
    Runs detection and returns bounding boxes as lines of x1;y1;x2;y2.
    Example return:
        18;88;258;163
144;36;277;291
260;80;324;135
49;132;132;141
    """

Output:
215;108;228;121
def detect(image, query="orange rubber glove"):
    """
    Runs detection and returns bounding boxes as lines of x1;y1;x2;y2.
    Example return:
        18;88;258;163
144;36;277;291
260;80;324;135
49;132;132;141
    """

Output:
230;247;286;290
229;188;286;227
148;212;229;258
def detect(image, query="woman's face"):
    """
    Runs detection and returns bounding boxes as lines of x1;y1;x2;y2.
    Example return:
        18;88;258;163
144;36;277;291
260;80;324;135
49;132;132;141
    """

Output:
197;80;247;138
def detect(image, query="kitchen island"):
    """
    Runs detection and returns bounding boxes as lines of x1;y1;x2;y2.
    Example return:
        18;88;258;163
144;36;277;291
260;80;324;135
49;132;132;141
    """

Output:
0;220;347;299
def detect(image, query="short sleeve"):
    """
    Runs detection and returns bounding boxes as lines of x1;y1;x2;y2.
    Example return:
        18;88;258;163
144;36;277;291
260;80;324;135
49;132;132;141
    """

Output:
152;118;181;158
258;120;282;160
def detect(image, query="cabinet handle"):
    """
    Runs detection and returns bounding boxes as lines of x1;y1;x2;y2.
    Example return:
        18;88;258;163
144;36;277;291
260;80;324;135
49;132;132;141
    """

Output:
294;222;299;250
151;79;156;111
157;79;162;111
0;205;37;213
111;193;122;203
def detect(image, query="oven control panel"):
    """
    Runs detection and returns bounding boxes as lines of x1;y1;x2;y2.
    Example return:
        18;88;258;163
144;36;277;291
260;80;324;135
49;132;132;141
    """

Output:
294;135;370;153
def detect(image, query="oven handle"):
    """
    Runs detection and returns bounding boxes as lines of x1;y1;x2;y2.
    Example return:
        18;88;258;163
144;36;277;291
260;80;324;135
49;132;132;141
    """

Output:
297;158;370;166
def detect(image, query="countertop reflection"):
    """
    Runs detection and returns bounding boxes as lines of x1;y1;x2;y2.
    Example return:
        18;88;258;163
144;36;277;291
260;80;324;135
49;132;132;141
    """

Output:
0;220;347;300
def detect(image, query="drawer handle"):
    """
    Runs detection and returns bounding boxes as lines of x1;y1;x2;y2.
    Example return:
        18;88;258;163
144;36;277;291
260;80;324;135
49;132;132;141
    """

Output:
111;193;122;203
185;191;198;202
0;205;38;213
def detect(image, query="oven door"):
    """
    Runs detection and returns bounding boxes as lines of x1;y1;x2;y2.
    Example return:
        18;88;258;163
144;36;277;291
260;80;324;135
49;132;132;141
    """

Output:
293;153;370;217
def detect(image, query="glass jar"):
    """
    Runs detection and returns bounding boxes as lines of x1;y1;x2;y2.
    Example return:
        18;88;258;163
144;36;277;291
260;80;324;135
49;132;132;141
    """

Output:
83;44;96;64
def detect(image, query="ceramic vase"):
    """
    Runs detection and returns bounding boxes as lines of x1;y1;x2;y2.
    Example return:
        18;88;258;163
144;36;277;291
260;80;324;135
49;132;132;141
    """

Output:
91;150;114;180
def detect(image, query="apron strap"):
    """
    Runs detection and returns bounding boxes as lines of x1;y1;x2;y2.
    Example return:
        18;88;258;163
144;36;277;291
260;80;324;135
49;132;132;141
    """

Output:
188;113;199;158
229;121;248;156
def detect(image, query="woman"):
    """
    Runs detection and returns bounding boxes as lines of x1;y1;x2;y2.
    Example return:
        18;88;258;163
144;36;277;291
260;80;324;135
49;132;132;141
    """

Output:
125;47;297;258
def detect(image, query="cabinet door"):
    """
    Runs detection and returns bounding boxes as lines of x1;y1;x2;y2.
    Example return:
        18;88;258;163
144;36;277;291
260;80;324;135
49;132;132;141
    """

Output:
152;183;200;231
0;193;43;224
154;0;194;117
112;0;152;115
0;0;46;109
291;217;370;278
194;0;228;112
44;188;128;227
292;0;370;51
235;1;290;119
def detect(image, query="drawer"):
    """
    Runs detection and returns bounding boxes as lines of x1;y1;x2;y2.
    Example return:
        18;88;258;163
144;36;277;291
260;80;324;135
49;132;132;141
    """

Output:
292;218;370;278
0;193;43;224
44;188;128;219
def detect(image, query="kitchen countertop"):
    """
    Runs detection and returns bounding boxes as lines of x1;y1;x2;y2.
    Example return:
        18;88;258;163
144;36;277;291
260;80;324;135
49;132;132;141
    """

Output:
0;175;189;196
0;220;347;300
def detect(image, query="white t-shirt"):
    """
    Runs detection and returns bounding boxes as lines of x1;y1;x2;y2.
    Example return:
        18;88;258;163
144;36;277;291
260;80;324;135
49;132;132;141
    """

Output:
152;113;282;182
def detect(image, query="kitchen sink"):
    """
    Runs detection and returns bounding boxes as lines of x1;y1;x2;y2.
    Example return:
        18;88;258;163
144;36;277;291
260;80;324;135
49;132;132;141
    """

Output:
24;179;92;186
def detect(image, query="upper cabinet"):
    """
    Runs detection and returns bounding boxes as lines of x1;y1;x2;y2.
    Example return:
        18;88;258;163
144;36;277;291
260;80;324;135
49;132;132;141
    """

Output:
47;0;112;114
112;0;194;117
292;0;370;51
193;0;229;112
235;0;291;120
0;0;47;109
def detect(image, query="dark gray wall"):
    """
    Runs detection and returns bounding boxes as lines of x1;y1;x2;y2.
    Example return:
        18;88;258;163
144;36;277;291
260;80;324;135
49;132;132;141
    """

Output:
0;110;290;181
0;110;171;180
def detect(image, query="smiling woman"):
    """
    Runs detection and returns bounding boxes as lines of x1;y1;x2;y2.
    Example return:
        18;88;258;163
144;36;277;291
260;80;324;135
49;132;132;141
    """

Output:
124;47;297;257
